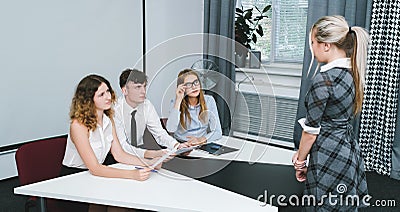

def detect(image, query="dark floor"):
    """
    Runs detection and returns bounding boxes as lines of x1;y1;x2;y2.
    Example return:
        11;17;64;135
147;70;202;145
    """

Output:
359;172;400;212
2;171;399;212
1;177;26;212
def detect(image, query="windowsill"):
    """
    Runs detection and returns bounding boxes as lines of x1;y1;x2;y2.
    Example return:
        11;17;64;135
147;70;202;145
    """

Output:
236;62;303;77
235;62;303;99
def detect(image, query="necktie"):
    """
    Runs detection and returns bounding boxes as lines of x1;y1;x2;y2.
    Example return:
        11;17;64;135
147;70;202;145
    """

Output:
130;110;137;146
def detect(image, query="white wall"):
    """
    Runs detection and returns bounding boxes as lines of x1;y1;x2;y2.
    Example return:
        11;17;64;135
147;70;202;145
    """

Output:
0;0;143;149
0;0;143;179
1;0;204;179
145;0;204;117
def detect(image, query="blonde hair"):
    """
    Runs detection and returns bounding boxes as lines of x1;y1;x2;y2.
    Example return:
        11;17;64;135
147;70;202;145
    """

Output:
177;69;208;129
308;15;369;114
69;74;116;131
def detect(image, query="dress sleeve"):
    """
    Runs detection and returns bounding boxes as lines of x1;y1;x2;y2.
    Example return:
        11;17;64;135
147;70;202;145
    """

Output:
302;72;331;134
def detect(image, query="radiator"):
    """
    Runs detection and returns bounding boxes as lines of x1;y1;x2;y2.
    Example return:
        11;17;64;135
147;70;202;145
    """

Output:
232;91;298;143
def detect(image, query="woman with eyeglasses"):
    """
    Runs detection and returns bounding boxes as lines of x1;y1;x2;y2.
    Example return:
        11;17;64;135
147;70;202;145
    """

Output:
166;69;222;146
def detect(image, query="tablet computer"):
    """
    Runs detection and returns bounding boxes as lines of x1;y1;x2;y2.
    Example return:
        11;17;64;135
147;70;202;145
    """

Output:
198;142;239;155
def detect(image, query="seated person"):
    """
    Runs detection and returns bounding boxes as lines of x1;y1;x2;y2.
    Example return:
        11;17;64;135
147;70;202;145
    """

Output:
114;69;187;159
60;74;161;211
166;69;222;146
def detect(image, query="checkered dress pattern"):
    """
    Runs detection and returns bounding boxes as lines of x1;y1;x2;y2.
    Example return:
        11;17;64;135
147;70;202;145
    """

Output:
359;0;400;176
303;68;368;211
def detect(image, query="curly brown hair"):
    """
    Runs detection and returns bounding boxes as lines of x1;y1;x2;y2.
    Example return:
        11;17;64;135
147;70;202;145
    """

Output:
69;74;116;131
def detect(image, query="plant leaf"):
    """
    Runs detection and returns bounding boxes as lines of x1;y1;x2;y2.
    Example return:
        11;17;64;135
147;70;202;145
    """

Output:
252;34;257;44
262;5;272;13
256;25;264;37
244;10;252;19
236;8;243;13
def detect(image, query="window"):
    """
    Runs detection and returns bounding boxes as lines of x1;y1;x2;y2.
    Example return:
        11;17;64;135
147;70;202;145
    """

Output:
237;0;308;63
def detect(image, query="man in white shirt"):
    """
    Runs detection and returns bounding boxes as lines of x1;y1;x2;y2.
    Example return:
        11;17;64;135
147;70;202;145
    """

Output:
114;69;186;159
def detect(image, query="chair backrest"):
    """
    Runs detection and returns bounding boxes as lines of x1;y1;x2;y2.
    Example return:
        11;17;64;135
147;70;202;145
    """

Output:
160;118;168;130
15;136;67;186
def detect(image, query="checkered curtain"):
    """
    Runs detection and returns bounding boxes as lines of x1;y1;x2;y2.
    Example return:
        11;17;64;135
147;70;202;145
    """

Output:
359;0;400;176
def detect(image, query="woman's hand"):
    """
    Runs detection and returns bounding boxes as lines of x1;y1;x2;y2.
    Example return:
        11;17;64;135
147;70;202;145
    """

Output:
187;136;207;146
132;168;151;181
295;167;307;182
292;151;308;170
174;84;186;108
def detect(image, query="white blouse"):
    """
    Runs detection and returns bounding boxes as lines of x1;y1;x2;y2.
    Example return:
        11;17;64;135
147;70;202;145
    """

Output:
62;114;113;169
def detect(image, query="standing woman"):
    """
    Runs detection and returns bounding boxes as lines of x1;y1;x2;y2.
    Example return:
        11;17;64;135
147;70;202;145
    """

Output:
166;69;222;145
292;16;369;211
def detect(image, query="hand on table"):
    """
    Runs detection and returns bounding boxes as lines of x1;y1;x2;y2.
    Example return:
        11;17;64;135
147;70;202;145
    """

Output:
132;167;151;181
187;136;207;146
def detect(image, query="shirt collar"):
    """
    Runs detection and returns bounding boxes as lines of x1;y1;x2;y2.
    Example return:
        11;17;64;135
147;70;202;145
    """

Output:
123;97;138;113
188;103;200;109
320;58;351;72
101;114;111;128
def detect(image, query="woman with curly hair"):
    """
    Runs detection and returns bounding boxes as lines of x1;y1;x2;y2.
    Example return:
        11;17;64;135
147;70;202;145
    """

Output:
166;69;222;146
61;74;160;180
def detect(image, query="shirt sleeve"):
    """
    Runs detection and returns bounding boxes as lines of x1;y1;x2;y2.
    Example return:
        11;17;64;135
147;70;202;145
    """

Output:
165;99;181;133
145;101;178;150
204;96;222;142
302;72;330;134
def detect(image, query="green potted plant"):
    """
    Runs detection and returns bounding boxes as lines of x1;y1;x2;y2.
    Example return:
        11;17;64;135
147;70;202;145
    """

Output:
235;4;271;67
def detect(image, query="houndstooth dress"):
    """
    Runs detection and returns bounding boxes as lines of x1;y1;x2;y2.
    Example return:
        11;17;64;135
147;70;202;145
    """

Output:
300;61;368;211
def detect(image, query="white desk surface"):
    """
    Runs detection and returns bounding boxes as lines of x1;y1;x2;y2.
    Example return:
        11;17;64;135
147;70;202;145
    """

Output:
14;163;275;211
14;136;295;212
190;136;295;165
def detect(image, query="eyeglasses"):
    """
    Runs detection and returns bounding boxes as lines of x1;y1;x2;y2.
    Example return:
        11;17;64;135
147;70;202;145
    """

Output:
183;79;200;88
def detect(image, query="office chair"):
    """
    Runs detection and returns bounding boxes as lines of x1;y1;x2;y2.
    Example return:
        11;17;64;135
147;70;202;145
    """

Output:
15;136;67;212
160;118;168;130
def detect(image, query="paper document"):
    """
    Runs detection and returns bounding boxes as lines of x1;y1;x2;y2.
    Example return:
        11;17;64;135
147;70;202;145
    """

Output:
174;145;200;155
150;145;200;169
150;152;172;169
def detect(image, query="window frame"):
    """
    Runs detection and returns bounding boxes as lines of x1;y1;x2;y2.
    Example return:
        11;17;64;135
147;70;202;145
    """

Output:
237;0;308;65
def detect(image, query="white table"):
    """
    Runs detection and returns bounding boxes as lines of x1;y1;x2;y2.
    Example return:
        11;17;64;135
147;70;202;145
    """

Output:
14;136;297;212
14;163;276;212
190;136;295;165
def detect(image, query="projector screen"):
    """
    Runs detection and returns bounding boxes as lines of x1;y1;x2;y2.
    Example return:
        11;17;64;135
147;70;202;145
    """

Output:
0;0;143;148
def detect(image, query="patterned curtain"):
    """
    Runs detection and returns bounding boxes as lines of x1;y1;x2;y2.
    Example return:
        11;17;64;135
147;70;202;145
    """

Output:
359;1;400;176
